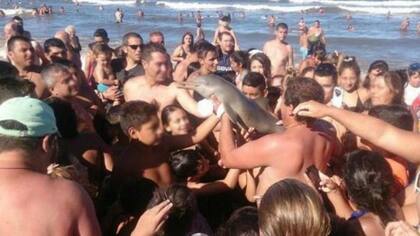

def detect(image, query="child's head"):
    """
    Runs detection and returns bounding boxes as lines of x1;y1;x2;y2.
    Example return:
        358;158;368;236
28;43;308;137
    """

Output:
169;149;210;182
161;105;192;135
147;184;198;236
92;43;113;66
217;206;259;236
119;178;157;216
408;63;420;88
119;101;162;145
241;72;267;100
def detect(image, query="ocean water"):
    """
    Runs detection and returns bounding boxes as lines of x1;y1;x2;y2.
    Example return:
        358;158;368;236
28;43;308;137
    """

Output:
0;0;419;70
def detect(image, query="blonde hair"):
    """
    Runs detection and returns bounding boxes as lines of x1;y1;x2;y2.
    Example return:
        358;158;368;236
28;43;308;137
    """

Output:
259;179;330;236
64;25;76;34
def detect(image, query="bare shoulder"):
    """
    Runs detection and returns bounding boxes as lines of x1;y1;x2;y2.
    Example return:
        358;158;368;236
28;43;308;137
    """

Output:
124;75;145;88
357;87;370;102
359;214;385;236
51;178;89;201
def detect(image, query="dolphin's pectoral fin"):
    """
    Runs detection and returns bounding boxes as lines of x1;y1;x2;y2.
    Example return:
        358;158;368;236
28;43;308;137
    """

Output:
224;104;248;131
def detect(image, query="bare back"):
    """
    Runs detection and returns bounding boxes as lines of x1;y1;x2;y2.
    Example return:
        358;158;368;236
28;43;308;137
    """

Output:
0;170;100;236
113;143;172;187
256;126;335;196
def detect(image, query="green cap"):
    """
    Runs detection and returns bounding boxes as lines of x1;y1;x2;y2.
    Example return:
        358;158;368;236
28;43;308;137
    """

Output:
0;97;58;137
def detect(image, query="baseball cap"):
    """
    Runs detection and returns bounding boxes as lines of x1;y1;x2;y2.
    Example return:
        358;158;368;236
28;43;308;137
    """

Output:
93;28;108;39
0;97;58;137
408;63;420;74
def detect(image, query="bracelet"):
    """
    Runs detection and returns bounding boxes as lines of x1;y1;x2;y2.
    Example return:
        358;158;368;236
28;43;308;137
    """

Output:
216;104;225;118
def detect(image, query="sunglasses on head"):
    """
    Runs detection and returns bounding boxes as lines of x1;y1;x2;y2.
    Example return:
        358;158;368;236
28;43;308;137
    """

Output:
128;44;142;50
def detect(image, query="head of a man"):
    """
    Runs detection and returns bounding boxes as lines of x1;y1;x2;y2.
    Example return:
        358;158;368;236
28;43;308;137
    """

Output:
44;38;67;63
4;21;19;40
120;101;162;146
314;63;337;104
141;43;169;83
149;31;164;46
0;76;35;104
42;63;78;98
0;97;59;173
54;31;70;46
122;32;143;63
282;77;324;124
7;36;34;70
196;41;218;73
218;32;234;55
275;23;288;42
93;28;109;44
241;72;267;100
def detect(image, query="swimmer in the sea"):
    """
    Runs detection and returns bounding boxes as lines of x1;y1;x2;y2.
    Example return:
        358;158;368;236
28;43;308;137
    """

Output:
400;17;409;32
268;15;276;28
115;8;124;23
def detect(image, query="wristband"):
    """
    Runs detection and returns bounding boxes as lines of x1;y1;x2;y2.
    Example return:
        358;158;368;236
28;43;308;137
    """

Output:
216;104;225;118
197;99;214;117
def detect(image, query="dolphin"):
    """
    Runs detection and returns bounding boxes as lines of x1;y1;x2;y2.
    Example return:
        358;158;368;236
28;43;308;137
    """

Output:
179;74;284;134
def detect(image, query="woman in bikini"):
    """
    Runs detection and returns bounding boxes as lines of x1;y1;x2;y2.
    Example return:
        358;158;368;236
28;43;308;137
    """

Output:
337;56;369;112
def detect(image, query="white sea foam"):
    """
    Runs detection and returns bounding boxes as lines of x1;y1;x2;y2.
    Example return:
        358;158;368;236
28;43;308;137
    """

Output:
157;1;419;14
156;1;319;12
73;0;137;5
0;8;33;15
288;0;420;7
338;5;420;14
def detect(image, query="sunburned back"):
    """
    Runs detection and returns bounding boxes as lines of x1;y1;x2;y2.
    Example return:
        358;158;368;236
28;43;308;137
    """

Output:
0;171;92;236
123;76;177;109
256;126;335;197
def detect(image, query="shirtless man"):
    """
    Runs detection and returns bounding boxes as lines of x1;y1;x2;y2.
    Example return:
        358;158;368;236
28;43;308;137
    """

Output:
0;97;100;235
307;20;326;54
263;23;294;77
124;43;206;118
219;77;339;199
400;17;410;32
55;30;81;68
7;36;48;99
42;63;95;133
43;37;68;64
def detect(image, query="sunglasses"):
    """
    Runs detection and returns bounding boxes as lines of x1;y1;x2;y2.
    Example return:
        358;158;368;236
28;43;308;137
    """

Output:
128;44;142;50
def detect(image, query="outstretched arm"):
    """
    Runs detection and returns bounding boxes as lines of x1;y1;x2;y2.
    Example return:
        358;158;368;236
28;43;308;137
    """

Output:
219;114;278;169
294;101;420;164
174;84;208;118
188;169;241;195
165;114;220;151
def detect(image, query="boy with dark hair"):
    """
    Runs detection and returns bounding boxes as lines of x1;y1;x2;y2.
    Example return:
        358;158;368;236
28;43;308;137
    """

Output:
241;72;266;100
313;63;337;104
113;101;220;187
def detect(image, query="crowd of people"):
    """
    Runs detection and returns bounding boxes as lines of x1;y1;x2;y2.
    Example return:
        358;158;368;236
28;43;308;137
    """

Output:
0;11;420;236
